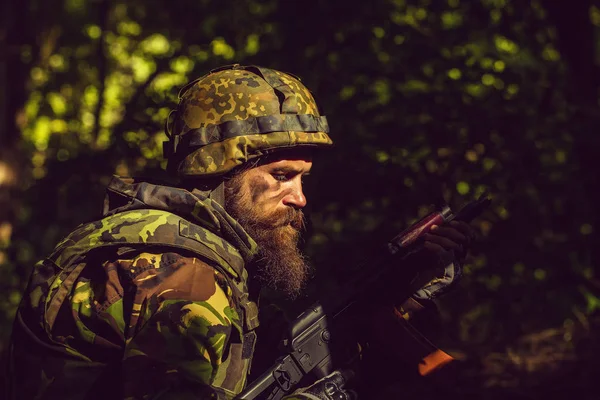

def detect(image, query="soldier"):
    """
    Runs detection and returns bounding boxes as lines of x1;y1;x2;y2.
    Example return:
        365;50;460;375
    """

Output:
8;65;475;399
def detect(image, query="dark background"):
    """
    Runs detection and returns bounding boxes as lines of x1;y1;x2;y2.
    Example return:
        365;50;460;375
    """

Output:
2;0;600;398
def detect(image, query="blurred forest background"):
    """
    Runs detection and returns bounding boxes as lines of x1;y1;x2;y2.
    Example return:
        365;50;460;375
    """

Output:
2;0;600;398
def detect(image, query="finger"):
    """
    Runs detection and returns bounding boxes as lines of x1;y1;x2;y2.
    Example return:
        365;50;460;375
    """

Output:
429;225;467;243
423;240;450;254
423;234;462;251
450;221;476;238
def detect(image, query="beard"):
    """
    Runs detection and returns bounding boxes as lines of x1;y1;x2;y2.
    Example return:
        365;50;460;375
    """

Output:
224;174;310;299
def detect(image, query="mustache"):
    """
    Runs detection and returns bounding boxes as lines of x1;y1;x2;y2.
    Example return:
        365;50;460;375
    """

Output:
253;207;306;231
289;208;305;231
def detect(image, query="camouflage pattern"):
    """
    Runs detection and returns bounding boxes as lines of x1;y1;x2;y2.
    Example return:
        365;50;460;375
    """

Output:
9;176;261;399
164;65;333;177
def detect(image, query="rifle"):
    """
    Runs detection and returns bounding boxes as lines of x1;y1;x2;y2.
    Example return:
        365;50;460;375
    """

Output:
237;194;491;400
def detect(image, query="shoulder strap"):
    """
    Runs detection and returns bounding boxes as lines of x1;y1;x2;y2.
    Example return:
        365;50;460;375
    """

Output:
50;209;243;279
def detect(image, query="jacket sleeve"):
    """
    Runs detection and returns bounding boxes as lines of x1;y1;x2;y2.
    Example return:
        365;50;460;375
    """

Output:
119;252;244;400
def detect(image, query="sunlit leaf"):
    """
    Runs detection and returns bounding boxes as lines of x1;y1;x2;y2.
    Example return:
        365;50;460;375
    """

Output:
140;34;171;55
170;56;194;74
372;27;385;38
211;37;236;60
441;11;463;29
47;93;67;116
118;21;142;36
481;73;495;86
494;35;519;54
448;68;462;80
399;79;430;92
542;44;560;61
152;73;187;93
373;79;391;104
493;60;505;72
131;55;156;82
84;24;102;40
456;181;470;195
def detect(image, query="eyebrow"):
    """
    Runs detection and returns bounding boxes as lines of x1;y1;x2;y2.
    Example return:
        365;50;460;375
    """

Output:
271;167;310;175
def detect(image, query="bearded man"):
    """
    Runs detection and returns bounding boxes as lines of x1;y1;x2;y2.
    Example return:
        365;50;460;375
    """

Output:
8;65;474;399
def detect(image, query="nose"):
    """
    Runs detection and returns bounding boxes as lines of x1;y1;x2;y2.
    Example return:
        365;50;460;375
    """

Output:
282;181;307;209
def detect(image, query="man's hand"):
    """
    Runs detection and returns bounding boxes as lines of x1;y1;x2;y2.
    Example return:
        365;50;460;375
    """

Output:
423;220;477;263
410;220;478;301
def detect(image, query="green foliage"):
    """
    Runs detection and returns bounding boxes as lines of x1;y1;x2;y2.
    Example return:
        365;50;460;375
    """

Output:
2;0;600;397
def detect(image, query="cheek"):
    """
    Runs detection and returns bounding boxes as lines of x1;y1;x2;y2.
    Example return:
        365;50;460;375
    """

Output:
248;176;282;208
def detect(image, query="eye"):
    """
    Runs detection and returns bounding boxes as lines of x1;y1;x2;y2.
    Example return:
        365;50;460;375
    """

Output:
272;173;290;182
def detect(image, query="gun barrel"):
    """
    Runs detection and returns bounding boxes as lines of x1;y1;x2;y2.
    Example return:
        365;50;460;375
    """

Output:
388;206;452;254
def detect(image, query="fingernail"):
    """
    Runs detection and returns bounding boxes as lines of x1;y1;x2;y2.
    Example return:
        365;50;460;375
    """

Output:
431;225;438;231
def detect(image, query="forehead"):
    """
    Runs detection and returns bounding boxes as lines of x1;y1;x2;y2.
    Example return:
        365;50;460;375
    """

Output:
260;159;312;172
255;157;313;173
256;149;313;169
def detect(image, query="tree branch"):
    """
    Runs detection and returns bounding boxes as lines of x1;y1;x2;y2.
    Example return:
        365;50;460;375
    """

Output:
92;0;110;146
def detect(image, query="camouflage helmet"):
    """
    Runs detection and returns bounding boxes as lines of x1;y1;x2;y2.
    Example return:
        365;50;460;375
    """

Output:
163;64;333;178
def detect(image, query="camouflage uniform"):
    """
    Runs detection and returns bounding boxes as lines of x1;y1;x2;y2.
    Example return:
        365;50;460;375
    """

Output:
10;177;262;399
9;65;333;399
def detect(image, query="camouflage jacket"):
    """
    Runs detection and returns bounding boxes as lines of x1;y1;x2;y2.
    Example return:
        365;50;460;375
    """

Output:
9;176;262;399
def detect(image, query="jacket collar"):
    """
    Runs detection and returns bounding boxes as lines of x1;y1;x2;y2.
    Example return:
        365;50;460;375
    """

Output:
103;176;258;265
